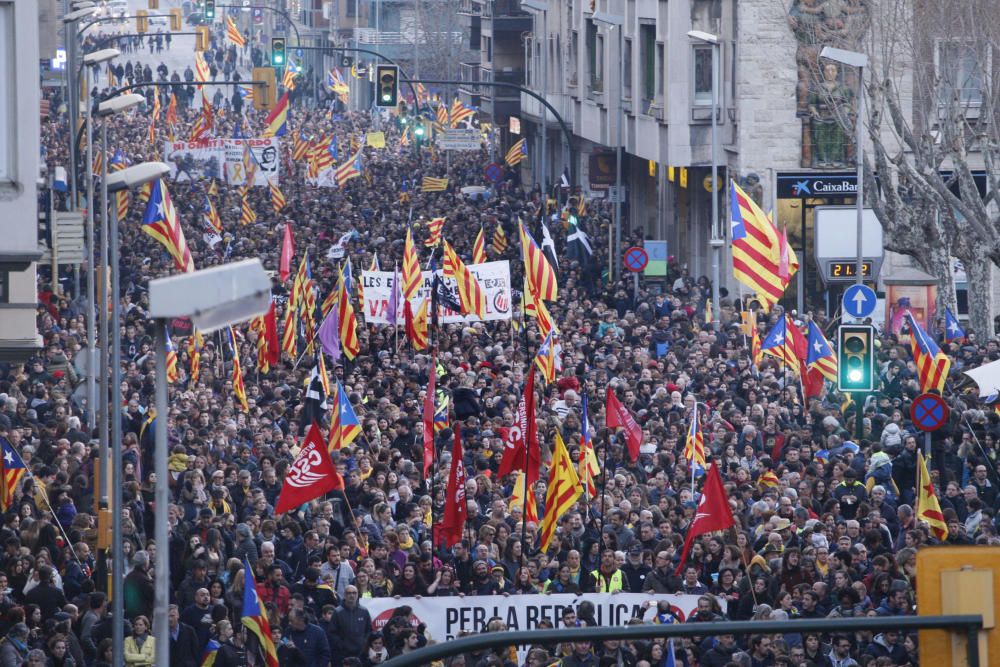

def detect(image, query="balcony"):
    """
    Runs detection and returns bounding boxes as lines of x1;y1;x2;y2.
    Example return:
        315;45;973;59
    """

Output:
479;66;525;101
352;27;464;45
458;0;483;16
483;0;531;32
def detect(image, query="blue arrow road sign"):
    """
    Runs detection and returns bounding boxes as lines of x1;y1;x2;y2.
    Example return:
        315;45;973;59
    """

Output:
843;284;877;319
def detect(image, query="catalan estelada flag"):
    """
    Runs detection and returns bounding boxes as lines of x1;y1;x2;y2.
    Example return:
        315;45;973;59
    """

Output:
423;217;445;247
421;176;449;193
916;451;948;541
534;331;558;384
292;129;310;162
335;378;362;447
806;320;838;381
730;180;796;311
142;179;194;273
539;431;582;551
1;436;27;512
334;149;362;187
443;241;487;319
472;226;487;264
402;226;421;301
505;138;527;166
262;92;290;138
518;218;558;302
201;194;221;233
240;560;279;667
435;101;449;129
200;638;220;667
282;66;298;91
336;266;360;360
225;16;246;47
165;329;179;383
449;98;475;127
906;312;951;394
761;315;802;376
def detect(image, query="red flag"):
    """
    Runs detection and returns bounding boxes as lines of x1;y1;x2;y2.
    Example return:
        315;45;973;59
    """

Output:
279;225;294;283
803;366;826;402
423;356;436;479
496;369;540;522
263;302;280;366
440;424;468;548
675;462;735;575
778;225;791;280
606;387;643;461
786;318;809;363
274;422;344;515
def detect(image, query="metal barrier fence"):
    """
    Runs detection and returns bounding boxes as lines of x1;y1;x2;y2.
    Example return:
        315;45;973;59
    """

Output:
383;614;985;667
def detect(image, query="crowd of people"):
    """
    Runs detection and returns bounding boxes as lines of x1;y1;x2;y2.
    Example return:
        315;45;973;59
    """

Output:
4;13;1000;667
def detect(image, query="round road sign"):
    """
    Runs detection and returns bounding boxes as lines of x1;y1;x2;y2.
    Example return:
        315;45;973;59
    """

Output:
624;247;648;273
910;392;949;432
483;163;503;183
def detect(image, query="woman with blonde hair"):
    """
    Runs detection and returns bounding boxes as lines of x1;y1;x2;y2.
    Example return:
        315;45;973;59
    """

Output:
123;615;155;666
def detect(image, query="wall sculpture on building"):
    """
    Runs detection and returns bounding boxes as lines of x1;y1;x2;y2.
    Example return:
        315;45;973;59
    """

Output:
787;0;871;168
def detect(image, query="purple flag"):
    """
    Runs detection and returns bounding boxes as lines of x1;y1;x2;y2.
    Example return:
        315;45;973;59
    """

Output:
386;266;400;324
318;305;341;363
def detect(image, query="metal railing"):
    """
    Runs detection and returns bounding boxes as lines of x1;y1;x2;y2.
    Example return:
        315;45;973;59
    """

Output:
383;614;985;667
353;27;464;45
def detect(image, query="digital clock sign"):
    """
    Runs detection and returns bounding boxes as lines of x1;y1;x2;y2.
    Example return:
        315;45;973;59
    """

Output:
827;261;873;280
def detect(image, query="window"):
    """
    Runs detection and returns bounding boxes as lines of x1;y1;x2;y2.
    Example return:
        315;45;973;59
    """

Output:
936;40;988;115
0;272;8;303
693;44;713;105
656;42;664;98
569;31;579;86
640;23;655;105
586;19;602;92
345;0;357;18
623;38;632;99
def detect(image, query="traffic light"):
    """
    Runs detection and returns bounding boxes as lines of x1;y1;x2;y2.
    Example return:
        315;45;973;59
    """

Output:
136;9;148;33
204;0;215;19
375;64;399;108
195;25;210;51
148;0;158;8
340;55;353;68
169;8;182;31
271;37;286;68
837;325;875;392
252;67;277;111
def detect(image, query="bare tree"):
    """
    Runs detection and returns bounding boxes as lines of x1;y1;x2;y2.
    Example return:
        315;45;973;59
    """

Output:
399;0;471;82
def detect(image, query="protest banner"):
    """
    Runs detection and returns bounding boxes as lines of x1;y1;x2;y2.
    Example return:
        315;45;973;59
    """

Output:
364;593;717;643
363;261;512;324
162;139;225;181
224;137;281;186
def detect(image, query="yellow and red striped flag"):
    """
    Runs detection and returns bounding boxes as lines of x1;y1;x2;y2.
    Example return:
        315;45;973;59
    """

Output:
579;396;599;499
141;179;194;273
229;327;249;412
269;180;286;214
423;217;445;247
518;218;558;302
472;227;486;264
225;16;246;47
402;226;421;301
505;138;527;166
539;432;582;551
684;408;707;472
328;380;343;451
741;310;763;366
405;297;429;351
281;299;298;357
421;176;449;193
165;93;177;126
730;180;797;311
508;471;538;521
336;266;360;359
917;451;948;541
151;91;161;121
194;51;210;89
282;66;297;91
165;331;179;383
240;193;256;226
492;225;508;255
443;240;487;319
533;331;558;384
906;312;951;394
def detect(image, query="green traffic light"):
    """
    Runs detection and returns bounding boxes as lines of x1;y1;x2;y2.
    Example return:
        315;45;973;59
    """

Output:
415;127;425;136
382;93;392;102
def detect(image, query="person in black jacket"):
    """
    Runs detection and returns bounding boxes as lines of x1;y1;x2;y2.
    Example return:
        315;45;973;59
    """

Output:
327;586;371;665
168;605;200;667
23;565;66;621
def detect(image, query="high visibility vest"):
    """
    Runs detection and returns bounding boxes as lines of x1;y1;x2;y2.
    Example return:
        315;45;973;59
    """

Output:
590;568;624;593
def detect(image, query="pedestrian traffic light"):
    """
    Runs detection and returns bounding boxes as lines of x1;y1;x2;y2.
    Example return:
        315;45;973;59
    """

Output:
271;37;286;67
195;25;210;51
204;0;215;19
136;9;148;33
169;8;182;31
252;67;277;111
375;64;399;108
340;55;353;68
837;324;875;392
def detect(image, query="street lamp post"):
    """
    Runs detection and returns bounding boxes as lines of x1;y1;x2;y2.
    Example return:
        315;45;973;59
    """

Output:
99;97;153;667
593;12;624;284
63;7;99;222
149;260;272;667
688;30;722;327
81;48;119;445
821;46;868;286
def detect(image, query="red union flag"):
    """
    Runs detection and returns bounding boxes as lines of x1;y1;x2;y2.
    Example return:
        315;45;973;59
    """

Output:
440;425;468;548
674;462;735;575
606;386;643;461
497;371;540;520
274;422;344;515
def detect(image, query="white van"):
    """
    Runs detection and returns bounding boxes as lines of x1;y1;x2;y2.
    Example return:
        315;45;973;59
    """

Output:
106;0;128;19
